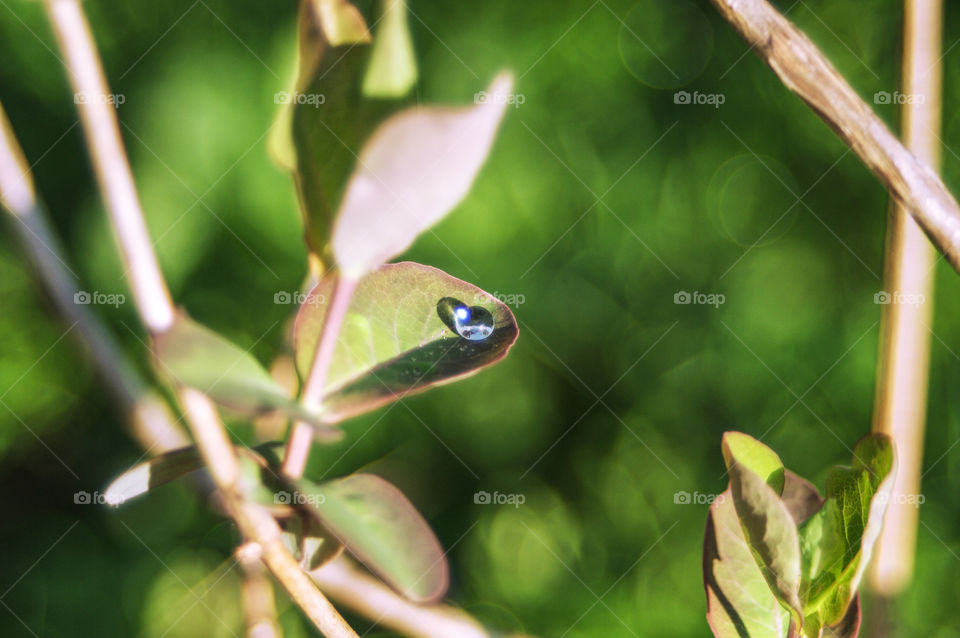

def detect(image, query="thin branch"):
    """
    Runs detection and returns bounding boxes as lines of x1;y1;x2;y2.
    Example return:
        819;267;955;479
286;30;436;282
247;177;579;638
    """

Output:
868;0;940;598
0;101;189;452
238;544;283;638
44;0;174;333
311;556;506;638
43;2;359;636
709;0;960;275
282;275;357;478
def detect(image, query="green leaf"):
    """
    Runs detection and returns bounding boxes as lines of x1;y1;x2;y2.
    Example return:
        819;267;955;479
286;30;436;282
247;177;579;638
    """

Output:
722;431;786;495
281;514;345;570
331;73;513;279
269;0;408;261
798;434;895;627
722;433;803;624
362;0;418;98
296;473;448;602
104;443;283;506
294;261;518;423
154;313;333;431
705;471;824;638
704;487;791;638
821;596;860;638
104;445;206;506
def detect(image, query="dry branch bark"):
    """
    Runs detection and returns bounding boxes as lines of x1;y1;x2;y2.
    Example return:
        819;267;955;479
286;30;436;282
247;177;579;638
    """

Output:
709;0;960;275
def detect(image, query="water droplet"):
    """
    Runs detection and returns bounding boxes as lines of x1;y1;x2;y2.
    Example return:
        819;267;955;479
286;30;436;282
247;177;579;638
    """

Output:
436;297;494;341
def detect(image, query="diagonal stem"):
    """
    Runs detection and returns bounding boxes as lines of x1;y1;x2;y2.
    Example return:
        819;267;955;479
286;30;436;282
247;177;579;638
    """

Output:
42;1;359;635
709;0;960;276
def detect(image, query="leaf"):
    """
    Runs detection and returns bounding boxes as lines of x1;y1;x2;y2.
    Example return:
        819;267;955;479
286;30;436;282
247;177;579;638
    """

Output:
270;0;410;261
104;443;283;506
722;431;786;495
331;73;513;278
821;596;860;638
704;487;791;638
722;433;803;624
154;313;333;431
705;472;828;638
362;0;418;98
294;261;518;423
104;445;206;506
296;473;448;602
281;514;345;570
798;434;895;627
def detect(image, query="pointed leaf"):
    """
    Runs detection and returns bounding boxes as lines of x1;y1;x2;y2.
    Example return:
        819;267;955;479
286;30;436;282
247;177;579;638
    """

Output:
104;445;206;506
269;0;409;260
104;443;283;506
294;261;518;423
331;73;513;278
154;313;332;430
296;473;448;602
722;431;786;495
362;0;418;98
723;434;803;623
704;487;790;638
798;434;895;626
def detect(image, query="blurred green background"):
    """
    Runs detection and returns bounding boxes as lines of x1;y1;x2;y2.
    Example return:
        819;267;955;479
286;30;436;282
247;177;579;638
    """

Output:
2;0;960;636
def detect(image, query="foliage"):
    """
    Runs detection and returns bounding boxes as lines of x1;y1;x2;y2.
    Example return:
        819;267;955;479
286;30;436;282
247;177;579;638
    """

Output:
705;432;895;638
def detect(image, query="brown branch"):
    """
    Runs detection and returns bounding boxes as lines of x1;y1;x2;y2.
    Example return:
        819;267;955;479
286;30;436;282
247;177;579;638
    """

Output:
43;1;359;636
0;102;189;453
868;0;940;598
311;556;530;638
709;0;960;275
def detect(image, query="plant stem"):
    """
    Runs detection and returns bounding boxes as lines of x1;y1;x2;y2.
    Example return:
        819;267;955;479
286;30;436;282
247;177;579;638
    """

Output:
311;556;496;638
281;275;357;478
0;102;189;452
43;2;359;636
868;0;940;598
708;0;960;276
238;544;283;638
44;0;174;333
